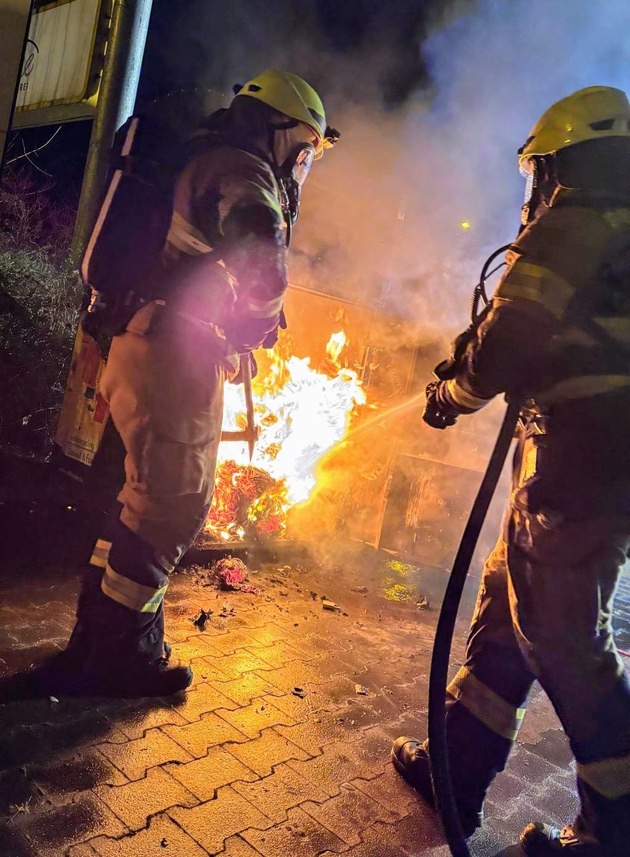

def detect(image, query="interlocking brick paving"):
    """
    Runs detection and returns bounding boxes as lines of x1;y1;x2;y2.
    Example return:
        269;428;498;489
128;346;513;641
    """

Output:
613;568;630;649
1;534;627;856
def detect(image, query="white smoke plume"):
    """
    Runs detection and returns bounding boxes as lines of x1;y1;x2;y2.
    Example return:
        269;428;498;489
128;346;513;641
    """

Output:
143;0;630;335
142;0;630;569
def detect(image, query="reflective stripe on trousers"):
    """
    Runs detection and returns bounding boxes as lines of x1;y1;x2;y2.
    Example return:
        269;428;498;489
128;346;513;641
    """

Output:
89;538;111;569
100;305;225;572
446;432;630;851
101;560;168;613
94;305;225;620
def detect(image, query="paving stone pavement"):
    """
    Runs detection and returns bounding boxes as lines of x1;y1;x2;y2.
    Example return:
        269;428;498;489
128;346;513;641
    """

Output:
613;568;630;649
0;536;628;857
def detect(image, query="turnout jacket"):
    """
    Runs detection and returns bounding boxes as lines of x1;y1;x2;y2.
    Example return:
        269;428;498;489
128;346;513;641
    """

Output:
161;144;287;360
445;190;630;511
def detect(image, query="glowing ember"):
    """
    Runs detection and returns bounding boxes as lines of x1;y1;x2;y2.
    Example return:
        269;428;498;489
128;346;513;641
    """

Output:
205;331;366;540
326;330;347;365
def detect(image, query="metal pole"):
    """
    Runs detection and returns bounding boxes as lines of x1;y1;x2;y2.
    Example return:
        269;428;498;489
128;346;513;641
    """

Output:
71;0;154;260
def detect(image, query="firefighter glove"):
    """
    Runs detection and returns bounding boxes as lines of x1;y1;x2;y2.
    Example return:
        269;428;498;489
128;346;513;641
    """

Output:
423;380;459;430
261;308;287;349
229;352;258;385
225;313;281;353
434;324;478;381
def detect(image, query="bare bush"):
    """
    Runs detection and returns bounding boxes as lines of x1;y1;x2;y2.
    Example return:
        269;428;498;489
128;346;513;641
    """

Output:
0;169;81;456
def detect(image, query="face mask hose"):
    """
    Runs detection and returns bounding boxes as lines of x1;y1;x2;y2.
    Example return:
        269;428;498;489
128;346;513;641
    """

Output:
433;244;513;383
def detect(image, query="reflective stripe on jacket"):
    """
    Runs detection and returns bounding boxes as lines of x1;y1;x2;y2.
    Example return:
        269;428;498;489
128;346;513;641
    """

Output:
161;145;287;341
448;193;630;411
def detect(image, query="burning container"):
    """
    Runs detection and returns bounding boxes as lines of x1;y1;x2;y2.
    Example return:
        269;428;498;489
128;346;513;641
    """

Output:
194;281;504;573
52;277;503;574
196;281;418;552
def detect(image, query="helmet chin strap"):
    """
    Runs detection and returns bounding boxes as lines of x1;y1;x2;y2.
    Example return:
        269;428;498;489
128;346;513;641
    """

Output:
267;119;300;170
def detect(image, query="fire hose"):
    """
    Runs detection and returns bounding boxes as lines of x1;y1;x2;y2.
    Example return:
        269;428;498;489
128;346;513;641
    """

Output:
426;242;519;856
427;399;520;856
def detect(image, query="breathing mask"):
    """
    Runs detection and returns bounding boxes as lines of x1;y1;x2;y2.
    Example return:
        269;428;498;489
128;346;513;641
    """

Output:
278;142;316;227
268;119;317;233
519;153;560;227
519;156;538;226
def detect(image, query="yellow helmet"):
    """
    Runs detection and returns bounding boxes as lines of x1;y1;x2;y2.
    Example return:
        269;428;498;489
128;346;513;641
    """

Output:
233;69;328;148
519;86;630;169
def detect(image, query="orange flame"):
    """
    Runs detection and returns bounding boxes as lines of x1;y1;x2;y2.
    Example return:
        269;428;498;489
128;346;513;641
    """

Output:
205;330;365;540
326;330;347;366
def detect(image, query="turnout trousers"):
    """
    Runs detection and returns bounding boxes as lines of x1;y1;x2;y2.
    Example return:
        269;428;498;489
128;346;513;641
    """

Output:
443;433;630;855
76;302;226;665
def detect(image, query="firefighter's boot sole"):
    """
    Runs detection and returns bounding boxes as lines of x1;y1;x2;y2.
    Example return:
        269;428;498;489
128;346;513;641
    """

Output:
391;736;483;839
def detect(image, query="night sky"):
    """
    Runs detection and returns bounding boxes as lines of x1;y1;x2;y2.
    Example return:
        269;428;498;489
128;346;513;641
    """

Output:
6;0;630;324
138;0;467;108
6;0;466;204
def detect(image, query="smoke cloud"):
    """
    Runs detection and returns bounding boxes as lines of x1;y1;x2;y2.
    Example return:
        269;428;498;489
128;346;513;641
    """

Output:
141;0;630;333
297;0;630;332
142;1;630;570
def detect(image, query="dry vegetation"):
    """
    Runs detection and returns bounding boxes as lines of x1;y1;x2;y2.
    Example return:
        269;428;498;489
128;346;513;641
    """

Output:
0;170;81;456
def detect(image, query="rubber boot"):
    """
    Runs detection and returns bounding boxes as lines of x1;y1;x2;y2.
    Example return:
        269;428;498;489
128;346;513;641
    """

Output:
71;604;192;697
521;782;630;857
41;574;191;697
391;737;483;837
520;823;604;855
392;698;513;838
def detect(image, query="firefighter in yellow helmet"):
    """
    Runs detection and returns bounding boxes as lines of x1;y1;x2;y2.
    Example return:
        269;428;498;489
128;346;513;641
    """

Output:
392;86;630;856
47;70;339;697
